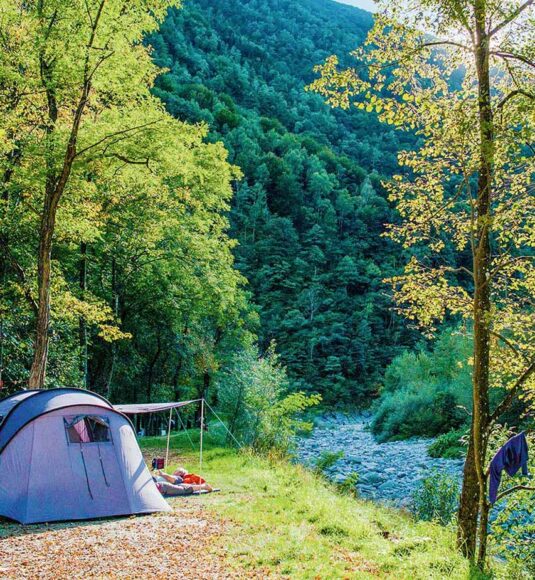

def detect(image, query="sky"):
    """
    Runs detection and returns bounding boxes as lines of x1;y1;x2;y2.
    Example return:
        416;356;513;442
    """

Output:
335;0;378;13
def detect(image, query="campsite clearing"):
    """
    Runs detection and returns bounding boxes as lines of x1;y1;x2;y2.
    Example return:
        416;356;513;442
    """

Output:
1;434;497;579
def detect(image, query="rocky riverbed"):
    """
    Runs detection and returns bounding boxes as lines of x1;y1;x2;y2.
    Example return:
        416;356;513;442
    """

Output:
296;414;464;508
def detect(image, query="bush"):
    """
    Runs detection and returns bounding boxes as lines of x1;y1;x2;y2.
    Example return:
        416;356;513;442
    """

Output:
371;327;472;442
428;428;468;459
336;472;359;498
487;428;535;577
216;343;321;453
314;450;344;473
490;489;535;577
411;469;460;526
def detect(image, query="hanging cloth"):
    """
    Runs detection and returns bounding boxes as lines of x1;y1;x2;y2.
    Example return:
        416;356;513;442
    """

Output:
488;432;529;503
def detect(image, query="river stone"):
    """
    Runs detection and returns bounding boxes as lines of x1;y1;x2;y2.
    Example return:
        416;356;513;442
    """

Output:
296;415;464;508
362;472;384;485
379;481;399;493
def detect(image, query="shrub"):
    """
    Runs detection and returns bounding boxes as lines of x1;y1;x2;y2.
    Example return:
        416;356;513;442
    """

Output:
428;428;468;459
411;469;460;526
314;450;344;473
490;489;535;577
336;472;359;498
216;343;321;453
371;327;472;442
487;428;535;577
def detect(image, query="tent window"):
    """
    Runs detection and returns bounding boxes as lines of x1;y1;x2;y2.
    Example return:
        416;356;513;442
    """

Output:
65;415;111;444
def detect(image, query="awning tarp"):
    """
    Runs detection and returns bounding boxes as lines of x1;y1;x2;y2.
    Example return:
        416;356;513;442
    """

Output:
114;400;198;414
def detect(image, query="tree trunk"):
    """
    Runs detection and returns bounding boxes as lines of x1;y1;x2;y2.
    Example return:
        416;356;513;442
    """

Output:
172;358;183;401
457;428;480;559
79;242;88;388
457;3;494;566
146;333;161;403
29;4;96;387
28;201;56;388
196;371;210;428
478;493;490;564
106;258;118;399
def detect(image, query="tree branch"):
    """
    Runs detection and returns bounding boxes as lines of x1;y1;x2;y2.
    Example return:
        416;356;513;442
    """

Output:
420;41;472;52
496;484;535;501
490;254;534;277
489;0;534;37
492;51;535;69
107;154;149;166
74;119;162;159
489;330;530;364
490;360;535;423
497;89;535;109
9;257;38;315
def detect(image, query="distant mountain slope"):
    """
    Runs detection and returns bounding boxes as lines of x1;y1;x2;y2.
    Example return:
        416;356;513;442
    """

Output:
149;0;417;404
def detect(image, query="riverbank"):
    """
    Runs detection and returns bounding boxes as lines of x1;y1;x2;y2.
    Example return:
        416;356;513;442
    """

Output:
297;414;464;507
139;434;497;578
1;432;505;578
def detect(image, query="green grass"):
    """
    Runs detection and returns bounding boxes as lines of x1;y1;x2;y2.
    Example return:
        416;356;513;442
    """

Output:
140;432;494;579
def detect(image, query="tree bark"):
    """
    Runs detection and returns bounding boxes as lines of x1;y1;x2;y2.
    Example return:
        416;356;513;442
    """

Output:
196;371;210;429
79;242;88;388
106;257;118;399
28;196;57;388
146;332;162;403
457;2;494;566
457;432;480;559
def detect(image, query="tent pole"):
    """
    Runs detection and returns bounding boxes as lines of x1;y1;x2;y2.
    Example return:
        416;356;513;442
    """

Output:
165;407;172;469
199;398;204;475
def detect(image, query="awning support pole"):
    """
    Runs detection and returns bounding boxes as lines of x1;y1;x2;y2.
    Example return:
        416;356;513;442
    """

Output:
199;398;205;475
165;407;172;468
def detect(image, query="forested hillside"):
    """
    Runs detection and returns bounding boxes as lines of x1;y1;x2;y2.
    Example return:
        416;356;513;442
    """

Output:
0;0;419;407
150;0;418;404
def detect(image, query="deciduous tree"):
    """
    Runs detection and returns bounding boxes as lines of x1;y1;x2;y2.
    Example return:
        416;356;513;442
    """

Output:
310;0;535;567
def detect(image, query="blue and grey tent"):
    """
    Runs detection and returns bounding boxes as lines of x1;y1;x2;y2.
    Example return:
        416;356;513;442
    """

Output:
0;388;170;524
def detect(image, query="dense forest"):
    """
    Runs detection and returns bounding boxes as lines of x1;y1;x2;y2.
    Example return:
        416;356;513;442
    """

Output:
0;0;419;406
149;0;419;404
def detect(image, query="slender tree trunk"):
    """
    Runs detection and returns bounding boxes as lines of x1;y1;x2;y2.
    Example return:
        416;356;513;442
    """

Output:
28;199;56;388
106;257;118;398
0;157;13;390
478;493;490;563
146;333;161;403
457;3;494;565
79;242;88;388
196;371;210;429
228;384;245;443
172;358;183;400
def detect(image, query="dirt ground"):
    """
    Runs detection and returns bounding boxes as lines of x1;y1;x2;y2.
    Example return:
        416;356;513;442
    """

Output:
0;500;237;579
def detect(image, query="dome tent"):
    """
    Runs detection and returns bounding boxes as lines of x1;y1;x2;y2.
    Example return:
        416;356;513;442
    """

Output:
0;388;170;524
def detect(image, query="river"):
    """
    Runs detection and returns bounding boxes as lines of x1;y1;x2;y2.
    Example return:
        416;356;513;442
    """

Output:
296;414;464;508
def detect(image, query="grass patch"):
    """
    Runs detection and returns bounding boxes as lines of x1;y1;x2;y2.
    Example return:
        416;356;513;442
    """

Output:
428;428;467;459
140;434;493;579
